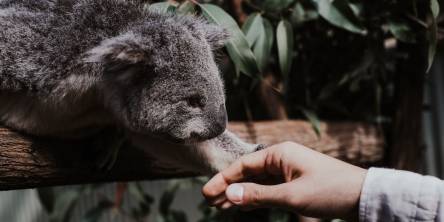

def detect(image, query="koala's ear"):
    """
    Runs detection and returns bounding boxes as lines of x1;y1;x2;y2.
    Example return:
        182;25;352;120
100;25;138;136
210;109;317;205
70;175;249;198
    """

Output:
84;33;147;65
202;24;230;50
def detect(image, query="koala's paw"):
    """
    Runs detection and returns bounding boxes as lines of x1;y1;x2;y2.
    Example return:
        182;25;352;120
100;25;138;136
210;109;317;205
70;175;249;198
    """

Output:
91;128;126;171
255;144;267;151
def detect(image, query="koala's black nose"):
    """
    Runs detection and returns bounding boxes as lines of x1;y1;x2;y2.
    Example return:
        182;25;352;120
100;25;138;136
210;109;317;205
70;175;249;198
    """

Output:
206;104;227;139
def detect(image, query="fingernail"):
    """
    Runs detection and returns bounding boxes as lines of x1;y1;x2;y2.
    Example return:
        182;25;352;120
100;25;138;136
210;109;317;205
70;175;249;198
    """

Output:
226;184;243;204
221;201;233;209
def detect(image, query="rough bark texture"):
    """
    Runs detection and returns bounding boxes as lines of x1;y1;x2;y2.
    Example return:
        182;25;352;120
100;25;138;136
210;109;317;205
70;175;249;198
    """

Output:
228;121;384;165
0;120;383;190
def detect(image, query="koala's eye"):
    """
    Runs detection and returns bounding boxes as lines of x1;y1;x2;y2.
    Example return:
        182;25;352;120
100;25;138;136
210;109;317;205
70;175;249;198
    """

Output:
186;95;204;108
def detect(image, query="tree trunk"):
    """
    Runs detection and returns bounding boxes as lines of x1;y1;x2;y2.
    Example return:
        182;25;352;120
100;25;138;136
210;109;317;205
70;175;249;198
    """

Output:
0;120;383;190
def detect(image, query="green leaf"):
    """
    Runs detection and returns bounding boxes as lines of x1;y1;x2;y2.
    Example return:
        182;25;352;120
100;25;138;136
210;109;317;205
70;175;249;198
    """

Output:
318;50;374;100
277;19;294;83
242;13;263;47
128;183;147;204
254;18;274;71
200;4;259;76
81;200;114;222
291;3;305;23
263;19;274;53
428;0;440;72
349;2;363;16
37;187;56;213
128;182;154;217
291;3;319;25
269;208;290;222
427;12;438;72
431;0;440;18
150;2;176;13
49;188;82;222
159;184;180;215
177;1;196;15
169;210;188;222
300;108;321;137
262;0;295;11
312;0;367;34
388;20;416;43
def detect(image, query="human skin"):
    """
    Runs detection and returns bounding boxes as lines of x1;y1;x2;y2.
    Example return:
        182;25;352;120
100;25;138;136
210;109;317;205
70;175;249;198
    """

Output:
202;142;368;220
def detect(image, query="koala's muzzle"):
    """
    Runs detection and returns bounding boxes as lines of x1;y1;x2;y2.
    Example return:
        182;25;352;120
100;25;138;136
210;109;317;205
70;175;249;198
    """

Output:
194;103;227;140
211;103;228;137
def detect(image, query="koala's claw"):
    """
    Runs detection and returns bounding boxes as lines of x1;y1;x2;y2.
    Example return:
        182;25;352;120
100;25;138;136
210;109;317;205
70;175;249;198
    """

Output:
92;128;126;171
255;144;267;151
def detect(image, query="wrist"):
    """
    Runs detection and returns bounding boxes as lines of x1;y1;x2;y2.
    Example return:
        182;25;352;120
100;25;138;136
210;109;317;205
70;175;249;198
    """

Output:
344;167;367;221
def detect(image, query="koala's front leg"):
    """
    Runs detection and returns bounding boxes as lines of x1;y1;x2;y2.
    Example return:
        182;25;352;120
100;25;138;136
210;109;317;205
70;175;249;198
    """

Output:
194;130;264;173
91;127;126;171
128;130;263;174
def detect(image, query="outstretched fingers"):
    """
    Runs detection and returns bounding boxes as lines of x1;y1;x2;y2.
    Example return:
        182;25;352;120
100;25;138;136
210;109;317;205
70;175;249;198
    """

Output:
202;148;270;202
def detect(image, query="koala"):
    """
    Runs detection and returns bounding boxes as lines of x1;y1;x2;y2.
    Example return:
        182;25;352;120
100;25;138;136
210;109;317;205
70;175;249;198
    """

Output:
0;0;260;172
131;130;262;173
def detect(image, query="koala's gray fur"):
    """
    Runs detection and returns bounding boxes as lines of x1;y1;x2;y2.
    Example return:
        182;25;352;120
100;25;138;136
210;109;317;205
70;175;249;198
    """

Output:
131;130;263;173
0;0;230;142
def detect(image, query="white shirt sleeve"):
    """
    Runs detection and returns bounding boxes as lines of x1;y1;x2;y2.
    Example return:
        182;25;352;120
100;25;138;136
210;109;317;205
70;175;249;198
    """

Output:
359;167;444;222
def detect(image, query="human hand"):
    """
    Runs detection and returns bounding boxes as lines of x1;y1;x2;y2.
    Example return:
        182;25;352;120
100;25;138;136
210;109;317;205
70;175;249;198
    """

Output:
202;142;367;220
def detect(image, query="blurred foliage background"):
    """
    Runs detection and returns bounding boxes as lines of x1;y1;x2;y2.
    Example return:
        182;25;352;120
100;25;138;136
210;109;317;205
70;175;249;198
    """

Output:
37;0;442;221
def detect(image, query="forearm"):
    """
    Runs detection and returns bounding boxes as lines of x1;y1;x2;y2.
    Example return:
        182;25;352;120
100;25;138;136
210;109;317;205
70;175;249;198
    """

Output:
359;168;444;222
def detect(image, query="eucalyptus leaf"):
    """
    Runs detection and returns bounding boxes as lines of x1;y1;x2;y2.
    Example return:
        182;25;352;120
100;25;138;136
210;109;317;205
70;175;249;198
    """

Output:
431;0;440;18
277;19;294;84
312;0;367;34
128;182;147;204
128;182;154;218
262;0;295;11
263;19;274;52
167;5;177;13
177;1;195;15
388;20;416;43
291;2;306;24
427;12;438;72
242;13;264;47
200;4;259;76
319;50;374;100
349;2;363;16
257;18;274;71
249;15;273;71
159;184;180;215
169;210;188;222
150;2;175;13
291;3;319;25
49;188;82;222
300;108;321;137
269;208;290;222
37;187;56;213
81;200;114;222
428;0;440;72
425;0;440;72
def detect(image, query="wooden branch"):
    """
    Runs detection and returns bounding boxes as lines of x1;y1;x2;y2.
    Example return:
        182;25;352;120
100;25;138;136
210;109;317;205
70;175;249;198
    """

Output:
228;121;384;165
0;120;383;190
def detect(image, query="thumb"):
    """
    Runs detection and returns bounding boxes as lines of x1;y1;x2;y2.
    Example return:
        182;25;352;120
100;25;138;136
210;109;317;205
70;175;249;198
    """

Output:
225;183;289;208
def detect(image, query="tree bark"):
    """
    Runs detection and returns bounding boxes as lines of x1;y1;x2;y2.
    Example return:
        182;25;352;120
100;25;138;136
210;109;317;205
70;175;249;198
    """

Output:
0;120;383;190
